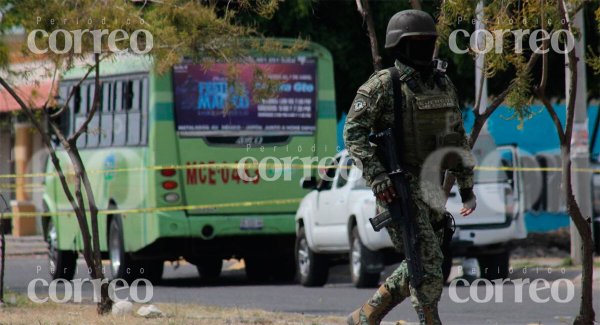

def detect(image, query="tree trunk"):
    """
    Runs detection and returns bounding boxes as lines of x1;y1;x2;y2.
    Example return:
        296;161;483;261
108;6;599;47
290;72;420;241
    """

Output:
0;55;112;314
560;145;596;325
556;1;595;322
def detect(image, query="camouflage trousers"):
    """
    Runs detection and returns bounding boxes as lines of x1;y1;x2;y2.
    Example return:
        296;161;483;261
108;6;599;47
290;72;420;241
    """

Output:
375;172;446;312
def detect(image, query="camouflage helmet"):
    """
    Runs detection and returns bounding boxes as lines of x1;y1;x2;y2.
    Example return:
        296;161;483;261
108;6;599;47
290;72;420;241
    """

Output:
384;10;437;49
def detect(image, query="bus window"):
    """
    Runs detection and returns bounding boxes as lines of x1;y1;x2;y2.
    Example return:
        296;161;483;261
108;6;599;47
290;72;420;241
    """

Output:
126;79;141;146
140;78;148;145
100;82;113;147
74;85;88;148
113;81;127;146
86;83;100;147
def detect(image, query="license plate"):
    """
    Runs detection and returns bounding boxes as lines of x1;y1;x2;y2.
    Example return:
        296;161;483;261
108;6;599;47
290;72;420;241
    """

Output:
240;218;264;230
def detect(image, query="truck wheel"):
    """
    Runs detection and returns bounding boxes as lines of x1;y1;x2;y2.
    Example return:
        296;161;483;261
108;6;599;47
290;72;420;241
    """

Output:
46;220;77;280
109;217;146;283
478;250;510;280
295;226;328;287
349;226;381;288
196;258;223;281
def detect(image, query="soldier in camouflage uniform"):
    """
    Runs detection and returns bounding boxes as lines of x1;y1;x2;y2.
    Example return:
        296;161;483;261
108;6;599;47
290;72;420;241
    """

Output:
344;10;477;325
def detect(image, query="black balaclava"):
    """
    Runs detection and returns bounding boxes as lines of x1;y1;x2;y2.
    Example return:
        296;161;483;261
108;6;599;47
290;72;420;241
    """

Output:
394;37;436;76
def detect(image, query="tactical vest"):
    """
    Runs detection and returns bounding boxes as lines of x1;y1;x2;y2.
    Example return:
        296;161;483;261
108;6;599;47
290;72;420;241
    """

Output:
398;75;463;170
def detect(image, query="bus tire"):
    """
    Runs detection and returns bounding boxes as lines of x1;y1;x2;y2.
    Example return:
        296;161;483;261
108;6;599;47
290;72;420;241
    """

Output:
349;226;380;288
196;258;223;281
109;217;144;283
478;250;510;280
46;220;77;280
295;226;328;287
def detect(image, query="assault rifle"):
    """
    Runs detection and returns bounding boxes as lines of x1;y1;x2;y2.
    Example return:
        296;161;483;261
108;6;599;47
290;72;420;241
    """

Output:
368;128;423;288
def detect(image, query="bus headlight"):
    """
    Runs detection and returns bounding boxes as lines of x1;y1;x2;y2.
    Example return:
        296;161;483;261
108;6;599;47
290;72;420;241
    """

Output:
164;193;180;203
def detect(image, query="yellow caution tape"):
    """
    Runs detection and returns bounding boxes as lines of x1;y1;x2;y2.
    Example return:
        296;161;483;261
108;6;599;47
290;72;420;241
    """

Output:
0;183;44;188
0;197;302;219
1;162;597;181
0;163;342;180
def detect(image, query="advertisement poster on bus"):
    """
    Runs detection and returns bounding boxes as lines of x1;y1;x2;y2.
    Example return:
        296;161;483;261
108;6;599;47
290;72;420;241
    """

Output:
173;57;317;136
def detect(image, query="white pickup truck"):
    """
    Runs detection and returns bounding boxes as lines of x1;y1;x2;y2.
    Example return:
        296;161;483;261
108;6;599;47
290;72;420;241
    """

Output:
294;140;527;287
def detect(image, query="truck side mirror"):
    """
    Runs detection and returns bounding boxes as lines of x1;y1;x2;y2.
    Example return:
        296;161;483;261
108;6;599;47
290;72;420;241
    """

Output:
301;176;317;189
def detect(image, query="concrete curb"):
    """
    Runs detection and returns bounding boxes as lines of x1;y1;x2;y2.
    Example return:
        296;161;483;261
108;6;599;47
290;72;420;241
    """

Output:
4;235;46;256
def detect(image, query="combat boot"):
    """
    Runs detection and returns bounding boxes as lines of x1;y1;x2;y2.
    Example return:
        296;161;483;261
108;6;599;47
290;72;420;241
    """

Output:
415;304;441;325
347;285;399;325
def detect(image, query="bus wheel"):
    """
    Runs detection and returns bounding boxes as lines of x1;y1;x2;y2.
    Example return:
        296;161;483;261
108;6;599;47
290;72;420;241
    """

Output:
196;258;223;281
109;217;142;283
46;220;77;280
295;226;328;287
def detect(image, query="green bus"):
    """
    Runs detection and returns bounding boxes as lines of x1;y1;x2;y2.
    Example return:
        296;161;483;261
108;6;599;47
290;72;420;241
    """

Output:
43;40;338;283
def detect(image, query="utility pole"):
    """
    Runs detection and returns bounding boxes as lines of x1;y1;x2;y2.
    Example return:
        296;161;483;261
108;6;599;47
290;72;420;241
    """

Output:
475;0;488;115
566;8;590;265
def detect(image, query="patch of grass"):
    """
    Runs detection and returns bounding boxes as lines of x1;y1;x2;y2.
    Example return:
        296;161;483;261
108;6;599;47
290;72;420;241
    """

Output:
560;257;573;267
510;260;536;270
0;293;347;325
3;290;35;308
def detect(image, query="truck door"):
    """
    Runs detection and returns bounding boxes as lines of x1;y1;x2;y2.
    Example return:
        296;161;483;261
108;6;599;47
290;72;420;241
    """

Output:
448;145;520;226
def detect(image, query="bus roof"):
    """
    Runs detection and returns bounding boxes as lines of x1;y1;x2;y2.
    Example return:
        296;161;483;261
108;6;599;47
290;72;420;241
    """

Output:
62;54;153;80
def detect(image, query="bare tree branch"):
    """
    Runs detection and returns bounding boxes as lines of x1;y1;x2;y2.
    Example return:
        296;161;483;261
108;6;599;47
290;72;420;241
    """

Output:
50;62;97;119
355;0;364;15
539;0;549;93
0;76;96;271
69;57;104;142
535;88;566;145
356;0;382;71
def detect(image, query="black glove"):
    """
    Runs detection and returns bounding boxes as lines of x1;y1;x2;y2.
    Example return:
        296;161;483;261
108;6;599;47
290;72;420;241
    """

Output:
371;173;395;203
459;188;476;210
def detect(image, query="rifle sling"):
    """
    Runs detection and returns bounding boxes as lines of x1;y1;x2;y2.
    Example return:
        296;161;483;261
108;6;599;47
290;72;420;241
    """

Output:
387;67;404;162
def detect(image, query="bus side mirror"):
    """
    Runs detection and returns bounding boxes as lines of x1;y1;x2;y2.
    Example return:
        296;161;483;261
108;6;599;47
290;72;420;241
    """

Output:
301;176;317;190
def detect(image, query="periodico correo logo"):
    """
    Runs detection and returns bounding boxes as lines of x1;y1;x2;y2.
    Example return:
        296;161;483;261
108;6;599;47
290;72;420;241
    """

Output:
448;277;575;303
27;277;153;303
448;28;575;55
26;17;153;54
